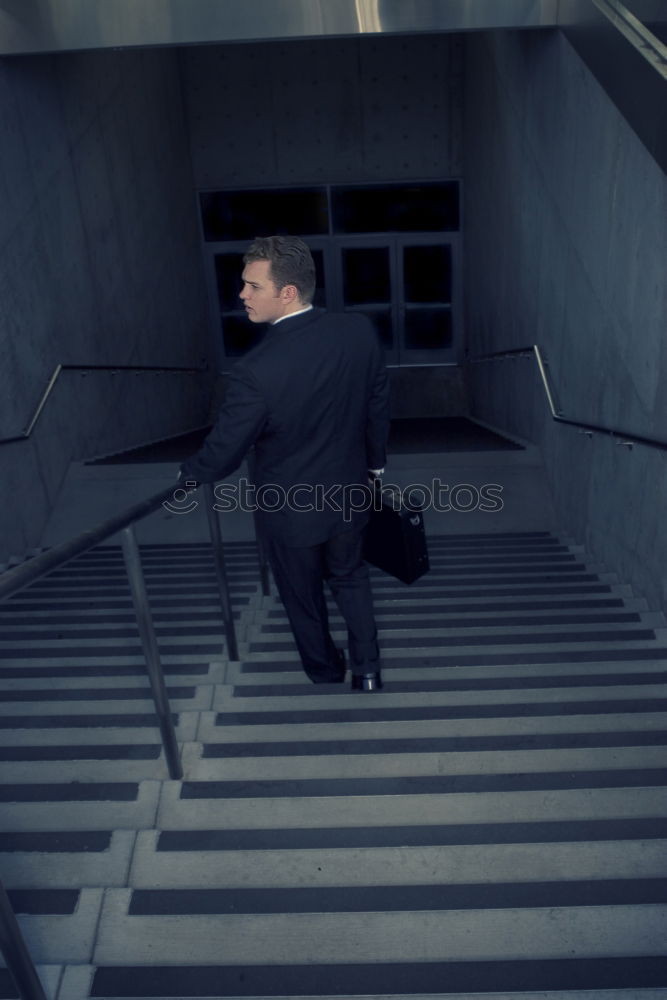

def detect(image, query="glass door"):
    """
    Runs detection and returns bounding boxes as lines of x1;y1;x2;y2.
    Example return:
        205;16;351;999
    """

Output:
334;239;399;365
400;236;457;364
333;235;458;366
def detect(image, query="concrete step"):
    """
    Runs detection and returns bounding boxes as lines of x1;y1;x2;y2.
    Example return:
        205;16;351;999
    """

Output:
1;592;255;610
0;675;222;695
91;887;667;966
0;611;252;633
229;656;667;686
0;665;227;691
0;716;187;748
197;709;667;756
0;662;226;686
117;706;667;745
3;687;213;715
363;581;637;603
229;673;667;700
157;784;667;831
4;582;259;604
1;831;135;889
239;648;667;675
241;638;667;663
182;743;667;782
64;966;667;1000
0;751;173;783
255;595;651;622
130;827;667;888
0;718;199;746
39;559;261;575
0;635;229;655
209;681;667;716
0;622;232;641
361;572;622;591
1;780;162;831
259;606;657;630
251;620;665;645
4;888;103;963
0;605;253;623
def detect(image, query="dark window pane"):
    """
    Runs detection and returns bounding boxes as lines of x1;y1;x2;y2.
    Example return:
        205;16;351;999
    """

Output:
347;307;394;349
403;245;452;303
215;253;245;311
404;307;452;350
342;247;390;305
332;182;459;234
201;188;328;241
221;316;267;357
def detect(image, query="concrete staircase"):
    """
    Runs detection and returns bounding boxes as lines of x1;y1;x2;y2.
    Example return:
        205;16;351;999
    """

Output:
1;531;667;999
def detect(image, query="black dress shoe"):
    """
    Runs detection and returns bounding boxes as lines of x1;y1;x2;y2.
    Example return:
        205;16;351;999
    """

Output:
351;671;383;692
308;649;346;684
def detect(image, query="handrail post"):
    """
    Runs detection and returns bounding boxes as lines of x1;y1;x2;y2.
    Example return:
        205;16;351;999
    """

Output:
203;484;239;661
532;344;561;419
245;448;271;596
0;879;47;1000
121;526;183;780
253;515;271;597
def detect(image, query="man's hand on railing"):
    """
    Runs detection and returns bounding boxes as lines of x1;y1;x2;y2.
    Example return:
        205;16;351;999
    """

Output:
176;470;199;491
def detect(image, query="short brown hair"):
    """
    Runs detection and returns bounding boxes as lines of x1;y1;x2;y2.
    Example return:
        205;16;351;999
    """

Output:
244;235;316;304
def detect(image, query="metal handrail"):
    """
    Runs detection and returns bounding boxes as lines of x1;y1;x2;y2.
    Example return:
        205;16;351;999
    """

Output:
591;0;667;80
0;363;208;446
467;345;667;452
0;477;254;1000
0;480;241;779
0;879;47;1000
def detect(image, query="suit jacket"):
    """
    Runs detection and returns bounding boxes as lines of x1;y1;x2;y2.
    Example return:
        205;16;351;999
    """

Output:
180;308;390;546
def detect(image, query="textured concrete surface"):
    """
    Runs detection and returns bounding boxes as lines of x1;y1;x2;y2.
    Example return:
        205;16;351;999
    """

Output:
0;47;211;564
463;29;667;613
181;34;463;189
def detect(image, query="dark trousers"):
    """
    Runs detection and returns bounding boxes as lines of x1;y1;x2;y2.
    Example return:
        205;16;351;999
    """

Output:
266;526;380;683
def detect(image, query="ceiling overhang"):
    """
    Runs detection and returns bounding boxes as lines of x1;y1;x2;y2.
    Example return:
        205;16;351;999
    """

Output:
0;0;562;56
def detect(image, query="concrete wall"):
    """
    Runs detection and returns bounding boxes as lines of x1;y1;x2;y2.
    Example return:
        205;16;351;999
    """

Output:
181;33;466;419
463;29;667;610
181;33;463;187
0;47;211;563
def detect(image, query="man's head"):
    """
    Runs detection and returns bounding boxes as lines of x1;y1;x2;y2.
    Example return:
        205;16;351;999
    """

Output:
240;235;316;324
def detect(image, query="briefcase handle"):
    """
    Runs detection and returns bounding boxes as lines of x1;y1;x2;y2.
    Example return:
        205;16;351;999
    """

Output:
372;479;423;516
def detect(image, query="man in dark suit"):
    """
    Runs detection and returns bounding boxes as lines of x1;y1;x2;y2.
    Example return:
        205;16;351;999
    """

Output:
180;235;390;691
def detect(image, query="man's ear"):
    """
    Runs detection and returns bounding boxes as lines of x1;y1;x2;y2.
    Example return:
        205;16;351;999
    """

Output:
281;283;299;304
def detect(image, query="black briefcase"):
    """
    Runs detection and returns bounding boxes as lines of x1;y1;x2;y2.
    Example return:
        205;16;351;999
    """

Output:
364;484;429;585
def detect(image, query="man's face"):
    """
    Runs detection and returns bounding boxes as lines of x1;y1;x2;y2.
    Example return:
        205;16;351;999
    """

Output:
240;259;288;324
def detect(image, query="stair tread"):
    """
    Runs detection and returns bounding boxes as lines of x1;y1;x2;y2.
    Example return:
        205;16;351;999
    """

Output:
86;960;667;999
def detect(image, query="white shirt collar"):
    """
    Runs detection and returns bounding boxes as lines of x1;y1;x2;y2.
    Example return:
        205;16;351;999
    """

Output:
271;305;313;326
